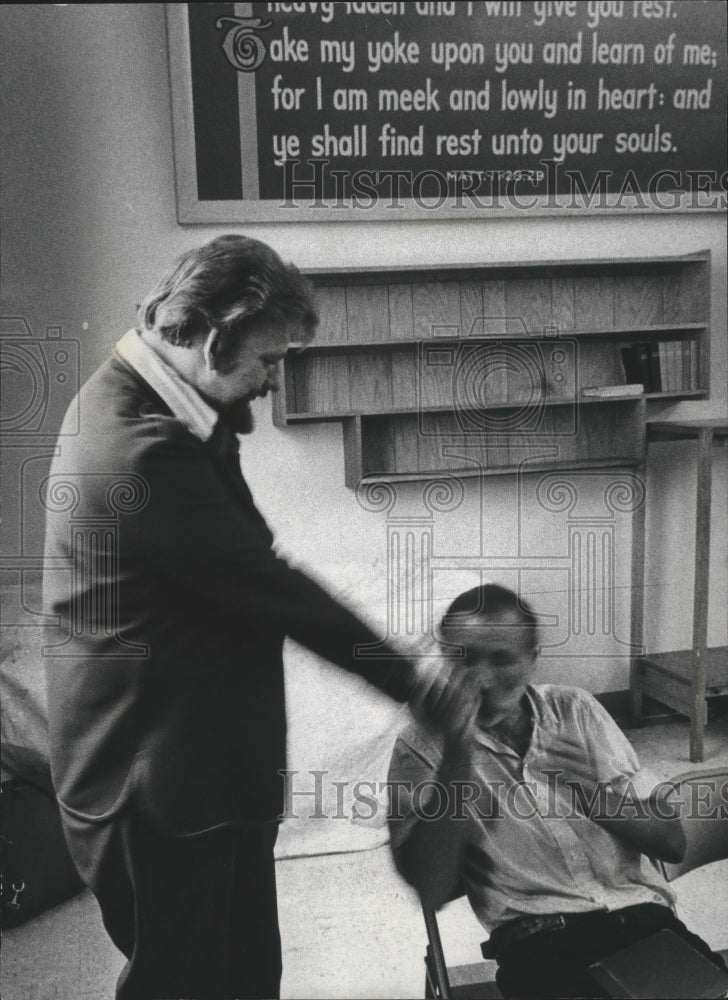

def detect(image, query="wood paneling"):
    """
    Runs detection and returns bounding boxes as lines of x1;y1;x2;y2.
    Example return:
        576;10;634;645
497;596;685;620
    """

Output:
349;352;392;412
390;349;418;410
419;343;457;410
346;285;390;343
388;283;415;340
277;254;711;485
295;354;351;414
413;281;462;339
574;276;614;331
481;279;507;336
614;275;663;326
315;286;348;344
505;278;552;335
551;278;575;333
460;280;483;338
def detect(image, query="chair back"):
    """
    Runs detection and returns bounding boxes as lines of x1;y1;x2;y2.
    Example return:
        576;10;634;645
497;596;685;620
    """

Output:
658;768;728;881
423;903;453;999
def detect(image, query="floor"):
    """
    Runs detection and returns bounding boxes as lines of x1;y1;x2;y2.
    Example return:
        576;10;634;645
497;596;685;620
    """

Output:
2;712;727;1000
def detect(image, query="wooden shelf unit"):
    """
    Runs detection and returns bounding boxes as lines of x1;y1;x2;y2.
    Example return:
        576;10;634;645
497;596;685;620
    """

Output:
273;253;711;487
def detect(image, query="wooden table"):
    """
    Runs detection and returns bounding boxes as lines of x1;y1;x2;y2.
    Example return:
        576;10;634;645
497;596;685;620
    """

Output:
630;420;728;762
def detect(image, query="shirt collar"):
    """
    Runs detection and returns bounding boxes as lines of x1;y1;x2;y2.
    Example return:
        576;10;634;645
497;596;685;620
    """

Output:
115;329;218;442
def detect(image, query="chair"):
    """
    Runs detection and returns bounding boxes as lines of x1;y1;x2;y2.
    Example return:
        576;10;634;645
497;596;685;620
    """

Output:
422;900;502;1000
655;767;728;969
421;767;728;998
656;768;728;883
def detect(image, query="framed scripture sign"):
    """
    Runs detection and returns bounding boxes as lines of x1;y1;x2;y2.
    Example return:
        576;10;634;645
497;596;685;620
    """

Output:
166;1;727;222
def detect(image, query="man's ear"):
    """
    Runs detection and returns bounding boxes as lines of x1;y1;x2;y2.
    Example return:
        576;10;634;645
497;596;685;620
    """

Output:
202;327;223;373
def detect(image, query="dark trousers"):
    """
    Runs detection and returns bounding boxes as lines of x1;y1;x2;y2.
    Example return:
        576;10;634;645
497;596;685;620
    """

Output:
64;807;282;999
494;902;727;999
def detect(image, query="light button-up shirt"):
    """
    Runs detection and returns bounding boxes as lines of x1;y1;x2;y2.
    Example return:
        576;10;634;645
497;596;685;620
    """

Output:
389;683;675;930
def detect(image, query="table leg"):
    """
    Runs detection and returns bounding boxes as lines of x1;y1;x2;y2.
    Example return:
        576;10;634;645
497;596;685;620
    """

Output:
629;465;647;726
690;428;712;763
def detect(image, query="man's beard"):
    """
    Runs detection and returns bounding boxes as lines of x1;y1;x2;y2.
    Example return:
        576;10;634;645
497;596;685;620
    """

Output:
221;397;256;435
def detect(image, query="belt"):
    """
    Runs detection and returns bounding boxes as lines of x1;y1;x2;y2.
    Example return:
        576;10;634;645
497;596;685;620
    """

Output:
481;903;665;960
482;913;568;958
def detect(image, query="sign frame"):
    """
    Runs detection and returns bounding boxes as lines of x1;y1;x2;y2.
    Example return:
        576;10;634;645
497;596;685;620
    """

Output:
166;2;727;224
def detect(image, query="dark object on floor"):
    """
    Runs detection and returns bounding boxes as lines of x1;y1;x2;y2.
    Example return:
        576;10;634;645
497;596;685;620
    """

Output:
587;927;728;999
1;776;85;929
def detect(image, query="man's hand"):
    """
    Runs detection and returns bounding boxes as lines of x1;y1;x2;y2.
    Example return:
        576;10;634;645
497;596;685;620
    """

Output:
398;657;481;909
543;735;686;864
542;733;610;793
410;657;480;762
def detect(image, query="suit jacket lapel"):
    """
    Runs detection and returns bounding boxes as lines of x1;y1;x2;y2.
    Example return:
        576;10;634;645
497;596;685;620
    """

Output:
207;423;271;533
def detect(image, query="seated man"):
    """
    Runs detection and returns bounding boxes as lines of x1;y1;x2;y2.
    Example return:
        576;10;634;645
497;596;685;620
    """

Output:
388;584;726;999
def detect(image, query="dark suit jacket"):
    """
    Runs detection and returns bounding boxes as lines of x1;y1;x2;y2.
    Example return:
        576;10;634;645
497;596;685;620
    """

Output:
43;352;415;835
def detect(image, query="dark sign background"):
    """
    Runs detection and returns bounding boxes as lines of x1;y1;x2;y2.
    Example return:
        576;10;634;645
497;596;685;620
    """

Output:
180;1;727;213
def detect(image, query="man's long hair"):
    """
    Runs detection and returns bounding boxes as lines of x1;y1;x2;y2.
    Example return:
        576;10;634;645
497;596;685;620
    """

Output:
137;235;318;359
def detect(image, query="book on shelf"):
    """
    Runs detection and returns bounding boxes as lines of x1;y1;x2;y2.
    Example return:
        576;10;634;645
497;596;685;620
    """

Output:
648;342;662;392
620;340;697;393
658;341;671;391
682;340;694;390
666;340;677;391
620;343;652;388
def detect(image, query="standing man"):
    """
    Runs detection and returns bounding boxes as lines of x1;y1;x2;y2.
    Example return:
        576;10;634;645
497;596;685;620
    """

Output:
43;235;471;1000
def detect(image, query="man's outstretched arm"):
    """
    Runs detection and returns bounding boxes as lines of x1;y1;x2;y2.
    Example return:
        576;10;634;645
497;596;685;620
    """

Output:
389;684;481;910
592;785;687;864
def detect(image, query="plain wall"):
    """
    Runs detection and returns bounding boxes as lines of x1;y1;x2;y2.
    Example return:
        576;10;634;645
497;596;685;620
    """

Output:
2;6;726;843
